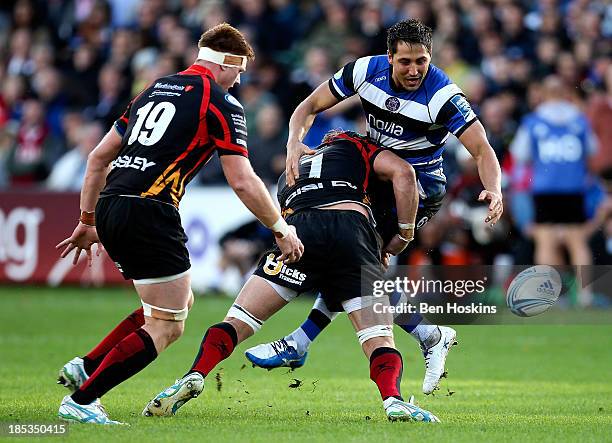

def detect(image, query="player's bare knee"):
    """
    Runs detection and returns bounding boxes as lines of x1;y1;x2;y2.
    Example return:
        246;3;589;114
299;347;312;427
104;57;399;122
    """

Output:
165;320;185;343
370;335;395;347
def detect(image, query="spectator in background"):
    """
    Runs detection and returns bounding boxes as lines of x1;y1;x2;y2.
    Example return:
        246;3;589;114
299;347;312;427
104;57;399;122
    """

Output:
74;0;112;51
0;75;26;128
106;0;141;28
356;3;387;55
288;46;333;111
435;40;472;90
586;170;612;265
4;98;61;186
209;219;275;295
499;2;535;59
84;63;128;129
479;95;515;162
587;64;612;176
239;78;278;137
46;121;103;191
30;42;55;73
108;28;139;75
63;44;101;108
510;75;597;303
31;67;66;138
534;36;559;79
249;102;288;184
556;51;582;91
302;1;357;66
11;0;40;31
6;28;34;77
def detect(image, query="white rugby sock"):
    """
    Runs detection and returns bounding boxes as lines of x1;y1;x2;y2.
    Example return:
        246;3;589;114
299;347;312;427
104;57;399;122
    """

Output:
410;324;440;348
285;295;339;355
286;328;311;355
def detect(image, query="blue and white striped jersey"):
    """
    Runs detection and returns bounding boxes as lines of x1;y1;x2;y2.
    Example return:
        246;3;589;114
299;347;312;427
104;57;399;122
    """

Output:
328;55;477;164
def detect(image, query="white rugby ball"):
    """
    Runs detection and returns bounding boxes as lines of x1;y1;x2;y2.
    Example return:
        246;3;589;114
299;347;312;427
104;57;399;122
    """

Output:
506;265;561;317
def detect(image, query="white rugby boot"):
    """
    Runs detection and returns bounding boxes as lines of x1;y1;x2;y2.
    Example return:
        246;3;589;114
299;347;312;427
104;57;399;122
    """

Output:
142;372;204;417
57;357;89;391
383;395;440;422
58;395;125;425
421;326;457;394
245;338;308;369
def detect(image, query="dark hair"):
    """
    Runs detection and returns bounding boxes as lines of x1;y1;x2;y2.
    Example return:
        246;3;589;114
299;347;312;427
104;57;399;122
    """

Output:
198;23;255;61
387;19;433;55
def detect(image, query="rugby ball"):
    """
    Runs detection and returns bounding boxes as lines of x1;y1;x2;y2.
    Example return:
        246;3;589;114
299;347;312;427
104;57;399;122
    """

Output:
506;265;561;317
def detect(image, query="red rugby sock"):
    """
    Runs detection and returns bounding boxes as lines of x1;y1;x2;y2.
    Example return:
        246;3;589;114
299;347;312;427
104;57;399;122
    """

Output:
190;322;238;377
83;307;145;375
369;347;403;400
72;328;157;405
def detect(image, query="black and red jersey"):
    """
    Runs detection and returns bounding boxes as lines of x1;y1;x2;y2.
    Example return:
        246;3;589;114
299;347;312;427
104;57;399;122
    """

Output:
101;64;248;207
277;131;382;219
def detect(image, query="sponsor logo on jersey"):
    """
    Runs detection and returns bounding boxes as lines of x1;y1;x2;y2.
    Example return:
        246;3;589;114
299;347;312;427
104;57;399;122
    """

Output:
231;113;247;128
367;114;404;136
154;82;185;91
150;90;181;98
111;155;156;171
374;75;387;82
450;95;473;120
385;97;400;112
416;216;429;229
285;183;323;205
331;180;357;189
185;85;194;92
224;93;243;109
263;253;306;285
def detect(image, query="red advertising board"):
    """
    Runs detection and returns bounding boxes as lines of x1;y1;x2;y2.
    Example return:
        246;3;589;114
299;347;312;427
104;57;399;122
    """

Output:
0;191;126;285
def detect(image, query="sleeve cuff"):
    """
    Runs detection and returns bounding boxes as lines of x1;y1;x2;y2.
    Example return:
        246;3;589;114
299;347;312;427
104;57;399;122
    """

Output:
454;117;478;138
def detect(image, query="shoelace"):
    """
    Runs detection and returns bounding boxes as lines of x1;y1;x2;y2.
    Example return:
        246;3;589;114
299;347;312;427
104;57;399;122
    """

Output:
270;338;291;356
421;344;433;368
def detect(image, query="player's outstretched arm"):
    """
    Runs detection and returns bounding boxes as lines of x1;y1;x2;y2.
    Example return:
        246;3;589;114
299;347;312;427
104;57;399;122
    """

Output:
286;82;340;186
56;128;123;265
220;155;304;263
373;150;419;255
459;120;503;226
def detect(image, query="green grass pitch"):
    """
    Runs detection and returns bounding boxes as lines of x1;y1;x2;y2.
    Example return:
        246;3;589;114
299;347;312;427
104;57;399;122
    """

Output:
0;286;610;442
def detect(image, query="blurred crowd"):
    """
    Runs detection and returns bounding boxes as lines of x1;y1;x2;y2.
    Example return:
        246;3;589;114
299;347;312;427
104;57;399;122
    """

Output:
0;0;611;274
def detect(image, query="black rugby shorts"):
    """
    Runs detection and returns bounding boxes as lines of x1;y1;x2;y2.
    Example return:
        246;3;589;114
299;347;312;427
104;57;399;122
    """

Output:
96;195;190;280
253;209;384;312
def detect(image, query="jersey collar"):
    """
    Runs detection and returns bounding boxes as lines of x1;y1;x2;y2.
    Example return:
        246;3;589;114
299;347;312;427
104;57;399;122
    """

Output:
180;64;216;81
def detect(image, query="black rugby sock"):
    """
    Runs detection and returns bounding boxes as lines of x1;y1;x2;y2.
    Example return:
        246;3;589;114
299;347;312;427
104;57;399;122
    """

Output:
71;328;157;405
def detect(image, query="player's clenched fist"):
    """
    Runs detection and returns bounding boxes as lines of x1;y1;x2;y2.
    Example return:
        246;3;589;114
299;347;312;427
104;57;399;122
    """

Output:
275;225;304;264
285;139;316;187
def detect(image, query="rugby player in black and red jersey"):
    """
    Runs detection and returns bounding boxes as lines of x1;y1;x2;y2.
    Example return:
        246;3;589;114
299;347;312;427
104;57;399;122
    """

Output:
54;23;303;425
142;131;440;423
